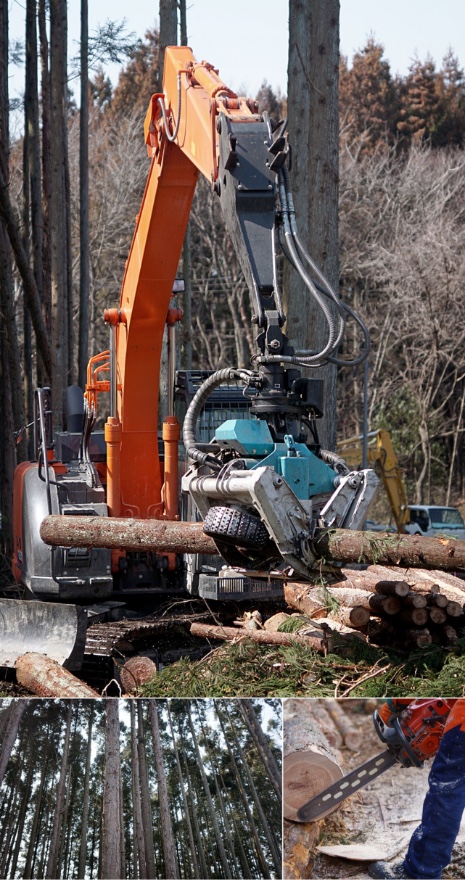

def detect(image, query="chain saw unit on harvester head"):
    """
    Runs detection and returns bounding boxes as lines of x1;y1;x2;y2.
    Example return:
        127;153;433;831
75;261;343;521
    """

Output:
297;699;453;823
7;47;377;668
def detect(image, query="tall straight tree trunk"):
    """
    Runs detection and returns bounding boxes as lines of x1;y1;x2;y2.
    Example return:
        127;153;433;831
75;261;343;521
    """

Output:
167;704;200;879
238;699;282;799
23;738;51;879
130;701;147;879
50;0;69;428
136;702;156;878
45;703;72;879
78;703;94;878
78;0;89;390
220;701;282;876
38;0;51;378
101;700;122;879
284;0;340;450
186;703;232;880
179;746;209;880
149;701;179;879
0;702;27;786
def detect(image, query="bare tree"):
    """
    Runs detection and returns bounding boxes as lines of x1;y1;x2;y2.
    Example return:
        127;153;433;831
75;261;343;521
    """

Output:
285;0;340;449
101;700;122;879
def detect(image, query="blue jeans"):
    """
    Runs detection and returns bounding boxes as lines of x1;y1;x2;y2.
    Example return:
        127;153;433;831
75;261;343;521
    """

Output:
403;725;465;879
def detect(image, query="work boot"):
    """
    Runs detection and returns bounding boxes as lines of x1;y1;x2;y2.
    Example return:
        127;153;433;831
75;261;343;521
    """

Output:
368;862;412;879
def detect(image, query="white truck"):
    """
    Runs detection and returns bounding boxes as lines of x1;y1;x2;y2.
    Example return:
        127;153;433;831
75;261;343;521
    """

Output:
405;505;465;540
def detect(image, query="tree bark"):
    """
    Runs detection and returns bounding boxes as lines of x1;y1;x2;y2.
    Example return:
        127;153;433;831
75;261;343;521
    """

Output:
101;701;122;879
45;703;72;879
78;703;94;879
40;514;218;553
149;702;179;879
50;0;69;427
78;0;89;389
0;702;27;786
285;0;340;449
190;622;334;652
238;700;282;801
314;528;465;571
283;698;343;822
136;703;156;878
15;653;99;697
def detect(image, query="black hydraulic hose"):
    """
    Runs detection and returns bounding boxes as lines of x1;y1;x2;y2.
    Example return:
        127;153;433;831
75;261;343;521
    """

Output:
183;368;260;469
277;211;370;367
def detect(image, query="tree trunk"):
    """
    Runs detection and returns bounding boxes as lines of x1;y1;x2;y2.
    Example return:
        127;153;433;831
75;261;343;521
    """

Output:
0;702;27;786
101;701;122;879
78;703;94;879
285;0;340;449
238;699;282;800
186;703;233;880
130;701;147;879
149;702;179;879
166;703;200;880
136;703;156;878
45;703;72;879
50;0;69;428
78;0;90;389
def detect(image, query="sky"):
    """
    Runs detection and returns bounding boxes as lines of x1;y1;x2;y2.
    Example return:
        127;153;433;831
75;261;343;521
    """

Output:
7;0;465;107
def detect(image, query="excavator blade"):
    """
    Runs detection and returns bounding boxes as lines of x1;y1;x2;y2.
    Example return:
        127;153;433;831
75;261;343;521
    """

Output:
0;599;87;671
296;750;397;822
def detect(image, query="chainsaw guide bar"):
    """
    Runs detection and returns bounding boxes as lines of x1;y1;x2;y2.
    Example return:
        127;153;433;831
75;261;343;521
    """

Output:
296;749;397;822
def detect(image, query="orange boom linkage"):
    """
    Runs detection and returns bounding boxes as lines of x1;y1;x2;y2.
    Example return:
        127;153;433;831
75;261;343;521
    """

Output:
9;47;374;668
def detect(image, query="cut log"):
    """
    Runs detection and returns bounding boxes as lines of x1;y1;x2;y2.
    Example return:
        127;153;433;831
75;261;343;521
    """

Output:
398;607;429;626
325;700;363;750
368;594;402;616
120;657;157;693
189;622;333;653
327;605;371;629
446;601;463;617
314;529;465;571
15;653;99;697
402;593;427;608
40;515;217;554
374;580;410;597
283;699;343;822
428;607;447;625
402;628;432;647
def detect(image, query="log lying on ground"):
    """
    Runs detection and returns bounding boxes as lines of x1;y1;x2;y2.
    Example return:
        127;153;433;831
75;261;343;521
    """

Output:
40;515;217;554
190;622;334;653
15;653;99;697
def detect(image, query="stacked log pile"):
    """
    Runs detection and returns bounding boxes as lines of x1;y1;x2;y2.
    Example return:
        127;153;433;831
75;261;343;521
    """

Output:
284;565;465;649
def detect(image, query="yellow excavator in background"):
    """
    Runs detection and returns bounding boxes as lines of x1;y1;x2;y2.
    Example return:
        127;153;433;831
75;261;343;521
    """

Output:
337;430;465;540
337;430;410;533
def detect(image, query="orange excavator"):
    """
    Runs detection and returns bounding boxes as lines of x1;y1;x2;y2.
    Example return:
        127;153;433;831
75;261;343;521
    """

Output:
7;47;376;667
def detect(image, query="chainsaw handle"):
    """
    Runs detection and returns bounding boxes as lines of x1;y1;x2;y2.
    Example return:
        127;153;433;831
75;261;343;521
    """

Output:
373;710;424;768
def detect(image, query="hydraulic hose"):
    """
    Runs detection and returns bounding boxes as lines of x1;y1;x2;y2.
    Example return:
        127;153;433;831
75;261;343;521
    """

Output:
183;368;260;469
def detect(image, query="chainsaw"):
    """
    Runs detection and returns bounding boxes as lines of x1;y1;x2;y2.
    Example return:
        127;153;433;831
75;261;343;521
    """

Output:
296;699;453;822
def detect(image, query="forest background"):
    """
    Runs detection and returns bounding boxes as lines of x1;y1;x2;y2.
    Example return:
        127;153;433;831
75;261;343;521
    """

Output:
2;1;465;559
0;698;282;879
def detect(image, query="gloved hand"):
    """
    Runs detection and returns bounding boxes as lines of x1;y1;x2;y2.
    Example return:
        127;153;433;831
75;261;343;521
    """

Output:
378;699;412;727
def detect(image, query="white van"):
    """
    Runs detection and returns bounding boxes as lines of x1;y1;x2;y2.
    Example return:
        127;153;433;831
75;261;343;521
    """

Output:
405;505;465;540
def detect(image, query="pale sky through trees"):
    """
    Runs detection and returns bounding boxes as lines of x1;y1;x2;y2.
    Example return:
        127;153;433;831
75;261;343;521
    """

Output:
7;0;465;107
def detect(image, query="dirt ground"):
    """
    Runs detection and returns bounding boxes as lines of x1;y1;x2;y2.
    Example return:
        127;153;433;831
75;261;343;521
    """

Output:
292;701;465;879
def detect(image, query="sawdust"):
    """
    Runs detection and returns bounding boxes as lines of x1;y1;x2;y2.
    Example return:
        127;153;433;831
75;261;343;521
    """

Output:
307;701;465;879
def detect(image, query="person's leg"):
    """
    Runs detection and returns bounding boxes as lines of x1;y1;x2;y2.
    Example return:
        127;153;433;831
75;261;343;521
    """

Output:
403;724;465;879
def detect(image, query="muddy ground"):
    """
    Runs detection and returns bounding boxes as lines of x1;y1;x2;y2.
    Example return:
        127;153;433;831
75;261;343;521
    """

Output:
290;701;465;879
